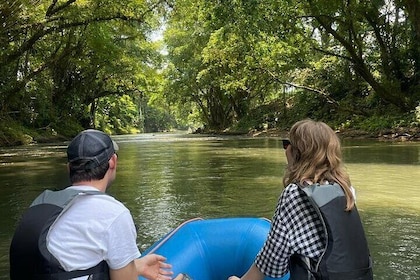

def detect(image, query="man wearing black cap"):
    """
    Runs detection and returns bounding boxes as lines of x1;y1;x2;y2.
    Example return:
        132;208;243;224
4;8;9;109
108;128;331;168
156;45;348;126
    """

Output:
10;129;177;280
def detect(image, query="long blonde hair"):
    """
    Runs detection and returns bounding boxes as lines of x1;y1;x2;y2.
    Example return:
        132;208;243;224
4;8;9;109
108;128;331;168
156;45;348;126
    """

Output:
283;119;355;210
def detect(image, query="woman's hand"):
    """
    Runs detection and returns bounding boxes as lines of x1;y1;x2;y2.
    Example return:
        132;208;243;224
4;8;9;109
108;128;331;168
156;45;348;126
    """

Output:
135;254;173;280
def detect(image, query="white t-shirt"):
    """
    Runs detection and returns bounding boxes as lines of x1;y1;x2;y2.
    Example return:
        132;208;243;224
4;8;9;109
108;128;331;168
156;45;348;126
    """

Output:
47;186;141;279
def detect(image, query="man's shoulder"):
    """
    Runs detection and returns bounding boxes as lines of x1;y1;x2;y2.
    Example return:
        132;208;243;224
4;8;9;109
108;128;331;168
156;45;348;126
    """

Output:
30;188;87;207
84;192;127;210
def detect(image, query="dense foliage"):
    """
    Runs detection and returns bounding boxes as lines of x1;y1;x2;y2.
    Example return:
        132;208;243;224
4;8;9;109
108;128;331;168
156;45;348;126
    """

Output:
163;0;420;132
0;0;173;144
1;0;420;145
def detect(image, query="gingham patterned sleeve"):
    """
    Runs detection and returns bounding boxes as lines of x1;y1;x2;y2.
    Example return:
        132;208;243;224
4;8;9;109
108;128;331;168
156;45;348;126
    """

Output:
254;184;325;278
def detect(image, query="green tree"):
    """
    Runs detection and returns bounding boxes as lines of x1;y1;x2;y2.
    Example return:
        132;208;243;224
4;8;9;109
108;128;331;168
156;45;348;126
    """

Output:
0;0;170;135
164;0;420;131
164;0;311;130
95;94;141;134
300;0;420;112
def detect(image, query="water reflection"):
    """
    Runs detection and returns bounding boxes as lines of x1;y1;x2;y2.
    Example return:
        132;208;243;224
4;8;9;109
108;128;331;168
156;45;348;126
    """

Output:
342;139;420;165
363;211;420;279
0;134;419;279
112;135;286;250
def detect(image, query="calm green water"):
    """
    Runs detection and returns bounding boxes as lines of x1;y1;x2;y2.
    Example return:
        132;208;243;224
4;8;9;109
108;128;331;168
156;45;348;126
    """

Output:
1;133;419;279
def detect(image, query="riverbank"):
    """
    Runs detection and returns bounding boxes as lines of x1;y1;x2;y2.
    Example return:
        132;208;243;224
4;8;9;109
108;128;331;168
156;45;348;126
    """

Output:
247;127;420;141
0;128;68;147
1;125;420;147
0;118;82;147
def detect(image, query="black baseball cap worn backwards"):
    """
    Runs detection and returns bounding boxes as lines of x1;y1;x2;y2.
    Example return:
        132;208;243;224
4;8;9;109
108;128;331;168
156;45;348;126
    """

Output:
67;129;119;169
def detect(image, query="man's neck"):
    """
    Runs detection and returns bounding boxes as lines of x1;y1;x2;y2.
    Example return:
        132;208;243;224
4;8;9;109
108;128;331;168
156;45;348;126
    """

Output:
72;180;107;192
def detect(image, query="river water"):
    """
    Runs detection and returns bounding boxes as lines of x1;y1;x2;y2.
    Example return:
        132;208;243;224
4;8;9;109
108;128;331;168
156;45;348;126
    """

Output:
0;133;419;279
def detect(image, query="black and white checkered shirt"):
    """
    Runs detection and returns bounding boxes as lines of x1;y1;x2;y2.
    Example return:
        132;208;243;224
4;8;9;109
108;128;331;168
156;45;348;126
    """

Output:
255;183;326;278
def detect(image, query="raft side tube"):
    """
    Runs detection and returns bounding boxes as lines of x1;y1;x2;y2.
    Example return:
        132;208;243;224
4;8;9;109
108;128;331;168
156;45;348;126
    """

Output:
139;217;290;280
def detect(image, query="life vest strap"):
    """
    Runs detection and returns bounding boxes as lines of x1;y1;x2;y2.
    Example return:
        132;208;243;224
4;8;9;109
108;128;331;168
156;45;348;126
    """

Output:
33;260;109;279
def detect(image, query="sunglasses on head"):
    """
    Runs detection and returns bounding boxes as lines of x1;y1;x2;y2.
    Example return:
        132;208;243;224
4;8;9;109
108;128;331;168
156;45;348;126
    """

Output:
282;139;291;149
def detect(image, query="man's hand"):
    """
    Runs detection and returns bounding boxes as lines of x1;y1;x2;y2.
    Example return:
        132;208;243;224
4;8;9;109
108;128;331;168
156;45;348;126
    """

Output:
135;254;174;280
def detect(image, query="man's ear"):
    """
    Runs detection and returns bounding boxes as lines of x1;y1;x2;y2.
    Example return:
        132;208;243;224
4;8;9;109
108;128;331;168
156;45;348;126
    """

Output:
109;154;117;169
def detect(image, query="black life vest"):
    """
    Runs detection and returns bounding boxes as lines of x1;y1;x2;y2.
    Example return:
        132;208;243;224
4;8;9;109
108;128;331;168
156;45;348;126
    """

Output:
289;183;373;280
10;188;110;280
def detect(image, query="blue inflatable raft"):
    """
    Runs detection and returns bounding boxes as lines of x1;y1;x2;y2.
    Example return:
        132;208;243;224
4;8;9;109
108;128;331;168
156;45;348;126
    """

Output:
139;217;290;280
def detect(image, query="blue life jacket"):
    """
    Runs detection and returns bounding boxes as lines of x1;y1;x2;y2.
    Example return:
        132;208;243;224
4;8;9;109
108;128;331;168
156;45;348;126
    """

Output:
289;183;373;280
10;188;110;280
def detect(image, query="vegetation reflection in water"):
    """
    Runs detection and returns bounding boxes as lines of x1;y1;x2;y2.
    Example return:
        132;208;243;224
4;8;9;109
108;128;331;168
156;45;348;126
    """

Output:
0;134;419;279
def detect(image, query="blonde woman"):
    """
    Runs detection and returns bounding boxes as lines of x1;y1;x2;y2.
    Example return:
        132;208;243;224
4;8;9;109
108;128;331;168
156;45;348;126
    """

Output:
229;119;372;280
